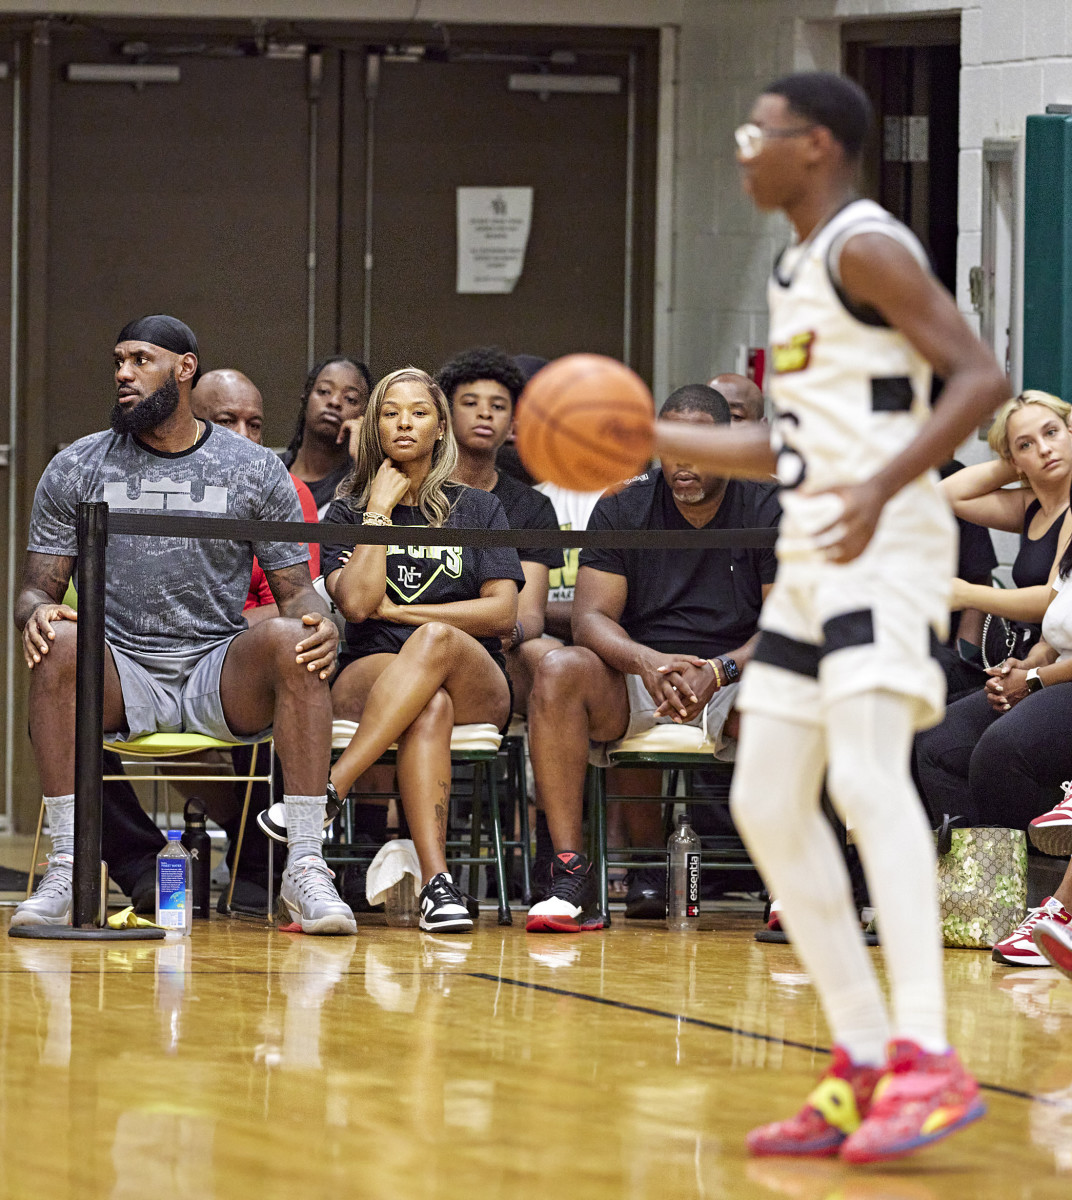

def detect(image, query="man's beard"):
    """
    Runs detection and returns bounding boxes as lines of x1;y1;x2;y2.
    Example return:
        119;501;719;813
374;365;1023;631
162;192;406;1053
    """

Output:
110;373;180;437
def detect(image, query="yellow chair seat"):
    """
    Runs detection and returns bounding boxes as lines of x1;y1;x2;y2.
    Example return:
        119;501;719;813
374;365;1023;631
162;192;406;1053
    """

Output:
104;732;267;758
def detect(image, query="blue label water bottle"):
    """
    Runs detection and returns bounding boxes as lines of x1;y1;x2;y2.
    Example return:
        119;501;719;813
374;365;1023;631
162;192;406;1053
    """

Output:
156;829;191;934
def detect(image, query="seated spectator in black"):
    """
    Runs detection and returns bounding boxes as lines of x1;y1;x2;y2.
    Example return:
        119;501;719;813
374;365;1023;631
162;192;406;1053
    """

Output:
708;372;767;425
436;346;561;712
915;533;1072;966
525;384;780;931
322;368;524;934
13;315;351;935
281;355;372;517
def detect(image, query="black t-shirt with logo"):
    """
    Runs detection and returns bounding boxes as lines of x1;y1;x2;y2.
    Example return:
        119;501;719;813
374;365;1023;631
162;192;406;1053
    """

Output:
579;472;781;658
321;483;526;659
491;470;564;572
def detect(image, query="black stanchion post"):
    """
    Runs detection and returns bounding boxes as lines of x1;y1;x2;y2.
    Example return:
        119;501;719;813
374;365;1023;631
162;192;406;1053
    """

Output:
72;501;108;927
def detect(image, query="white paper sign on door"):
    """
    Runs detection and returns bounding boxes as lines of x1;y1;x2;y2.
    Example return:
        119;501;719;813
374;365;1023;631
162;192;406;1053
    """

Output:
456;187;534;294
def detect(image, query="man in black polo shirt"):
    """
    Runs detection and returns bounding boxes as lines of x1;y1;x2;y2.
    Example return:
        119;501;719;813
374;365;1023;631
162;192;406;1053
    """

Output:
437;346;563;708
525;384;780;931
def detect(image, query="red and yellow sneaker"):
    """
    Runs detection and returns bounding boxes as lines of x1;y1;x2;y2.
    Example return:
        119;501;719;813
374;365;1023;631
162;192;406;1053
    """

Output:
839;1039;986;1163
746;1047;884;1157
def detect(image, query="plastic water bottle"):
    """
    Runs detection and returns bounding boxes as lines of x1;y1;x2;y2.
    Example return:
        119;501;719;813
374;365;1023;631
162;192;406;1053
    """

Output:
156;830;191;934
667;812;701;932
182;798;212;920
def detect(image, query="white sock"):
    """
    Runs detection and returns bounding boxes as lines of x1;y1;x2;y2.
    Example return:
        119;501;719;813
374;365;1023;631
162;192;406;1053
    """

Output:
43;794;75;859
285;793;326;862
731;714;890;1066
825;691;949;1056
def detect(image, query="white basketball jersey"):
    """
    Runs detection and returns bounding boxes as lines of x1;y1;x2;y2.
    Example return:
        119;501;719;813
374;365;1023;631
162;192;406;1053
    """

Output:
766;199;952;562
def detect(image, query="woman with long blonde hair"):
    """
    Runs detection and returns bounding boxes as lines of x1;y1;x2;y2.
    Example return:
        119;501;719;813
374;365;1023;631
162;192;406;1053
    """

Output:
322;367;524;932
943;390;1072;626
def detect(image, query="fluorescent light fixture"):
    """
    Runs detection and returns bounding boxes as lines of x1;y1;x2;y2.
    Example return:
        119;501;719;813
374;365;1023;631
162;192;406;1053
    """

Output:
65;63;181;84
508;73;621;95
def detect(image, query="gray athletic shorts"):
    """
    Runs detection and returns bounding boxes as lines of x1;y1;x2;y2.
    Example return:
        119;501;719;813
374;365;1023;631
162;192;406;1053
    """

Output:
590;672;740;766
107;636;270;745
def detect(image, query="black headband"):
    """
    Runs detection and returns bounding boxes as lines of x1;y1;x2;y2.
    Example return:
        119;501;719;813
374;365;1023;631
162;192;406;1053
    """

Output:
116;314;201;384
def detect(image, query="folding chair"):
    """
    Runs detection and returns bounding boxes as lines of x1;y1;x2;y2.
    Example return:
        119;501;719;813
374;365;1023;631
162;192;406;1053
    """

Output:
308;719;513;925
587;721;752;926
27;732;275;916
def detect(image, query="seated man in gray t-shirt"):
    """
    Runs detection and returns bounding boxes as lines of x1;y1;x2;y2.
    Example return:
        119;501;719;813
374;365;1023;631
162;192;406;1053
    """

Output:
14;314;355;935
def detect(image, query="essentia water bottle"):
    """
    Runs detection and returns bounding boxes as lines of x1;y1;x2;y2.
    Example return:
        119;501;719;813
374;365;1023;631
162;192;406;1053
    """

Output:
156;830;192;934
667;812;701;932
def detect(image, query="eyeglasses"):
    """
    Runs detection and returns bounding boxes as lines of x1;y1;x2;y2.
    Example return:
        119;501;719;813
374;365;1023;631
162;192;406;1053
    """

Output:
734;122;816;161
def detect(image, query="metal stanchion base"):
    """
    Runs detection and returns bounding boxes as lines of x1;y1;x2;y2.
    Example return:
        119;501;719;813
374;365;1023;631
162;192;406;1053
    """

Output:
8;925;165;941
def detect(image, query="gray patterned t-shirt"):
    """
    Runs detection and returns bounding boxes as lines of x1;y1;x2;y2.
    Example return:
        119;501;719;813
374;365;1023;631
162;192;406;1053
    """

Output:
27;423;308;655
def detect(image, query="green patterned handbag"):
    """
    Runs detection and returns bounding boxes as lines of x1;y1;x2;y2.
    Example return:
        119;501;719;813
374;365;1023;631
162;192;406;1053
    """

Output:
935;818;1027;949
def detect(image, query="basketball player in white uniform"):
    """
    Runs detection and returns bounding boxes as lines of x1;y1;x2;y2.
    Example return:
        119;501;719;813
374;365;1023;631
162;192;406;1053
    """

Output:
655;74;1008;1163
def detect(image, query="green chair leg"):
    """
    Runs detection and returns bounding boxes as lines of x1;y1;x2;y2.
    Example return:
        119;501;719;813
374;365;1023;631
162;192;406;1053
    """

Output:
589;764;611;927
468;763;484;900
511;738;532;904
487;765;512;926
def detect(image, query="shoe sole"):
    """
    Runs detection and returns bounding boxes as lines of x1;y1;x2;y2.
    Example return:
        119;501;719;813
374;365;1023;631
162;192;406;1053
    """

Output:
419;917;473;933
840;1099;986;1164
527;908;606;933
280;899;356;936
747;1133;844;1158
991;946;1049;967
1033;925;1072;980
1027;821;1072;857
756;928;880;946
9;908;72;928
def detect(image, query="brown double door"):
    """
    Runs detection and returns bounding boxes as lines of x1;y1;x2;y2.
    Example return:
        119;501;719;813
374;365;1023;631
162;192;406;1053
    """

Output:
4;21;657;827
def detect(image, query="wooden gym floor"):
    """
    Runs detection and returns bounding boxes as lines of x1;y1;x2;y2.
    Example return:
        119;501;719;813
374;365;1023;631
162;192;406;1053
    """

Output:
0;907;1069;1200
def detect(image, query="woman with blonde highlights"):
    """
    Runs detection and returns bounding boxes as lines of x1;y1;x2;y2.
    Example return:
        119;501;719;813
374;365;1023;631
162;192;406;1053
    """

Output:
322;367;525;933
943;390;1072;626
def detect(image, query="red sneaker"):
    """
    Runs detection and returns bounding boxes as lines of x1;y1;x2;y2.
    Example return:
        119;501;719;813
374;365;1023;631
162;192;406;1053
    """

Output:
839;1039;986;1163
1033;917;1072;981
1029;781;1072;856
746;1047;883;1157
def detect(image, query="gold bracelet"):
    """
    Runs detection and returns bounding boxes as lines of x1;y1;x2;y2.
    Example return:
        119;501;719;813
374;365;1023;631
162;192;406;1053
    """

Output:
362;511;392;527
707;658;724;688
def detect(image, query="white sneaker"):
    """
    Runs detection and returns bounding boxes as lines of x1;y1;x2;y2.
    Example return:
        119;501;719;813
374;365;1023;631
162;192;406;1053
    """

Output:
279;855;357;936
10;854;73;927
418;872;474;934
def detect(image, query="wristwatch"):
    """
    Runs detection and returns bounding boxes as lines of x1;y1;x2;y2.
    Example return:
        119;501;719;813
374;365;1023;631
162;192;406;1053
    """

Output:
719;656;741;684
1026;667;1044;694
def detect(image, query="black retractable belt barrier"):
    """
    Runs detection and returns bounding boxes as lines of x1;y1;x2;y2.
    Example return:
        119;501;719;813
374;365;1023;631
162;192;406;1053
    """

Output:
13;502;777;940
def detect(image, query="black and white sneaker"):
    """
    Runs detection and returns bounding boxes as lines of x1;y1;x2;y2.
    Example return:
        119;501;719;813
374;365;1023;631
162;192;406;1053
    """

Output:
257;782;342;844
526;852;596;933
419;872;474;933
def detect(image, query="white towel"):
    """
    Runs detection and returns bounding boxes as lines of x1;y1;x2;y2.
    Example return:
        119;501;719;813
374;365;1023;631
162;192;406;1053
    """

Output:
365;839;422;907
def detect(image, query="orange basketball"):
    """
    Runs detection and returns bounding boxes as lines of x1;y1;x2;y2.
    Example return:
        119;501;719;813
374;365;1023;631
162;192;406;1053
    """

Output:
516;354;655;491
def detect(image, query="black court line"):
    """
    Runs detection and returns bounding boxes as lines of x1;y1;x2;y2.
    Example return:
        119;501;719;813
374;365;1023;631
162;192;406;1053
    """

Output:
466;972;1063;1109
